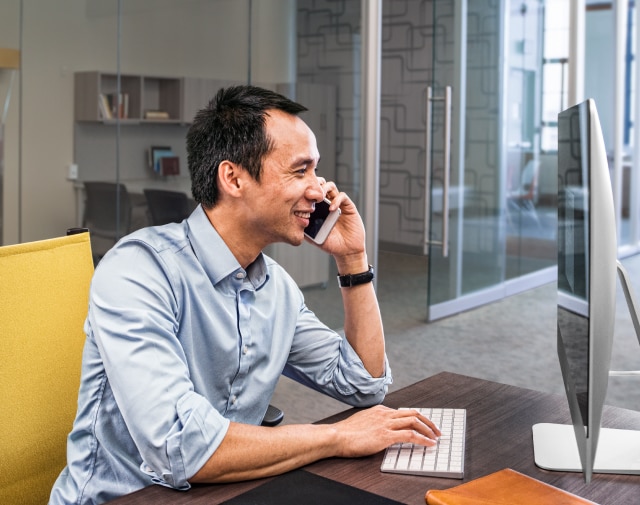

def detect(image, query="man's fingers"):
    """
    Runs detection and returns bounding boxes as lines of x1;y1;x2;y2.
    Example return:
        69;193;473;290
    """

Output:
393;409;441;440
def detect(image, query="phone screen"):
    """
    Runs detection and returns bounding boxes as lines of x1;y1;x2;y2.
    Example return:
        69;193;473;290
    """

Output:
304;199;331;239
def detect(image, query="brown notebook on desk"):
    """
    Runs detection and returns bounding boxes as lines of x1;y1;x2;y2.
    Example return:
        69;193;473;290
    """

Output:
425;468;599;505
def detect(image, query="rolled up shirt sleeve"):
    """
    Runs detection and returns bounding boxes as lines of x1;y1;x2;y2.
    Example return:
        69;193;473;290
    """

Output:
139;392;230;489
283;303;393;407
333;337;392;400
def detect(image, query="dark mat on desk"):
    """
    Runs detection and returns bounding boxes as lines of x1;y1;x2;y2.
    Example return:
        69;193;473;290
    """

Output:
220;469;404;505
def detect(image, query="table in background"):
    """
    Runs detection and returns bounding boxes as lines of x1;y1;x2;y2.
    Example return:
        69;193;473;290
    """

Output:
72;178;193;229
108;372;640;505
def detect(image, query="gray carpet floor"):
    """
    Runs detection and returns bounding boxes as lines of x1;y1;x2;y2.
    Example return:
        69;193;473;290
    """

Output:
271;252;640;425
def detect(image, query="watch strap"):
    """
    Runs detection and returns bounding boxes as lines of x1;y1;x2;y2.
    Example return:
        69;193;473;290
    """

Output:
337;265;375;288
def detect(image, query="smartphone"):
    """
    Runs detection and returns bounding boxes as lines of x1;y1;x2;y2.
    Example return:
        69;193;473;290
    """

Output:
304;198;341;245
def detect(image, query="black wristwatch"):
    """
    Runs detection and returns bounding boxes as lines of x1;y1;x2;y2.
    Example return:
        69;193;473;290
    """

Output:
337;265;375;288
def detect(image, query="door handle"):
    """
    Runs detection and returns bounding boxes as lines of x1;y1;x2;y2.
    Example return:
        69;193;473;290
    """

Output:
424;85;452;257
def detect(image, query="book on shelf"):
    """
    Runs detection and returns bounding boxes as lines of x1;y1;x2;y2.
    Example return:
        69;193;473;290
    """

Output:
149;146;174;174
159;156;180;176
117;92;129;118
103;92;129;119
98;93;112;119
144;110;170;120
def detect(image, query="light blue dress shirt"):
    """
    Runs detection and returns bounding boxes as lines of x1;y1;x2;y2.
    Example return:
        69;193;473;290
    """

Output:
49;205;391;505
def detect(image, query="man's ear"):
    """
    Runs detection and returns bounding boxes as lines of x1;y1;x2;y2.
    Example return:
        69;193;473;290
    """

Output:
217;160;245;197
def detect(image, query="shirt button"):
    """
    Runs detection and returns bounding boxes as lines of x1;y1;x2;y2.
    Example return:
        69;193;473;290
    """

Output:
231;395;238;405
235;272;245;280
242;345;249;355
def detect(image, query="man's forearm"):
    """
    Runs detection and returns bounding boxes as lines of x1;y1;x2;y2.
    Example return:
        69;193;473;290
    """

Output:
335;254;386;378
340;281;386;377
190;406;441;484
190;422;338;483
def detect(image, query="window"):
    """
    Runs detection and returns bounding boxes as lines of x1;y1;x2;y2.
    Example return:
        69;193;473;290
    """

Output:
540;0;570;152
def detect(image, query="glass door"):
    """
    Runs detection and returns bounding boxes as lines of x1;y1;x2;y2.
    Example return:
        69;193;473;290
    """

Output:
379;0;554;322
379;0;505;321
425;0;508;319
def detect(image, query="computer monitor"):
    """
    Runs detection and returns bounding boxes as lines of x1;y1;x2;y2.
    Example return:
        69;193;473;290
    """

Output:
532;99;640;483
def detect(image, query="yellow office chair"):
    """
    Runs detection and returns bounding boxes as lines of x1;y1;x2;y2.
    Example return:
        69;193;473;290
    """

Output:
0;230;93;505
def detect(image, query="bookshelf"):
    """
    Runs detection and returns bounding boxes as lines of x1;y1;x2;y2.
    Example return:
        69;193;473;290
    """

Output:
75;72;144;122
74;71;221;124
141;76;181;122
72;71;229;187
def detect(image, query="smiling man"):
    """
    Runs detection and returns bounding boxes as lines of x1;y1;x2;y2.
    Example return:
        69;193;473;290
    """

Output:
49;85;439;505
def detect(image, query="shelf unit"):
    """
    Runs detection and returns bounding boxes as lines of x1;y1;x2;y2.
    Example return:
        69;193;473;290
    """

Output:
74;71;221;124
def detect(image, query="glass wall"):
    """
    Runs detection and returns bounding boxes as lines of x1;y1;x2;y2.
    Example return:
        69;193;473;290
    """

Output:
376;0;556;322
0;0;21;245
77;1;259;260
0;0;366;328
504;0;557;281
289;0;366;328
4;0;638;329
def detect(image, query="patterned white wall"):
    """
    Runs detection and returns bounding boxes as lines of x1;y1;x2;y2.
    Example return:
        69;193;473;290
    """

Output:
379;0;501;250
297;0;363;204
297;0;503;251
295;0;557;308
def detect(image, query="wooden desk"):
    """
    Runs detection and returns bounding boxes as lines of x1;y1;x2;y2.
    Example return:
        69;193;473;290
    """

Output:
108;372;640;505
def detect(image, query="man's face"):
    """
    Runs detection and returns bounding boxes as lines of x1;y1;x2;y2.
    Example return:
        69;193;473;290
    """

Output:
243;109;324;247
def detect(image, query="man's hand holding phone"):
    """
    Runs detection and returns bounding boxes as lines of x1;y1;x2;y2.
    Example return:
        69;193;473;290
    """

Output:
305;179;368;271
304;198;341;245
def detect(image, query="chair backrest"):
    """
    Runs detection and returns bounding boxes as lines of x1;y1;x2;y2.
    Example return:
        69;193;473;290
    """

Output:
83;181;132;238
143;188;191;226
0;232;94;505
520;160;540;200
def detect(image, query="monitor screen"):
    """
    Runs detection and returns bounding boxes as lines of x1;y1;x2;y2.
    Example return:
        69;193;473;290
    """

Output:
557;101;590;431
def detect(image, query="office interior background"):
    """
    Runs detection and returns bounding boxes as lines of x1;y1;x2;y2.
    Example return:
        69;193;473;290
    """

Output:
1;1;640;420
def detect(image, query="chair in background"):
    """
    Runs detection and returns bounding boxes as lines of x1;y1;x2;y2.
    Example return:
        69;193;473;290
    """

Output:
506;159;540;228
0;230;94;505
143;188;192;225
83;181;132;261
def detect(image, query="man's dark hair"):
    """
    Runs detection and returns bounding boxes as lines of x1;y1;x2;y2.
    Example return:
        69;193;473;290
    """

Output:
187;85;308;208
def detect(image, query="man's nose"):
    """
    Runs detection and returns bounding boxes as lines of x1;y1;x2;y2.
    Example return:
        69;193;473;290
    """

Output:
307;177;324;203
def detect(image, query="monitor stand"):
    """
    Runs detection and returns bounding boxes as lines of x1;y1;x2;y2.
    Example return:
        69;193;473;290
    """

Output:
609;261;640;376
532;261;640;479
532;423;640;475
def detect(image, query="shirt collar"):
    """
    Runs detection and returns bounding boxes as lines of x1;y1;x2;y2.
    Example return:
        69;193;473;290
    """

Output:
186;205;268;289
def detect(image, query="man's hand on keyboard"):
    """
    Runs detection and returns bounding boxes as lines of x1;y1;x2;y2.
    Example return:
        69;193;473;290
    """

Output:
191;405;446;483
380;408;466;478
332;405;441;458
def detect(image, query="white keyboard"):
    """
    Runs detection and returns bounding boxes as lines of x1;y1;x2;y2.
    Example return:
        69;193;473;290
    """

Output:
380;407;466;479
